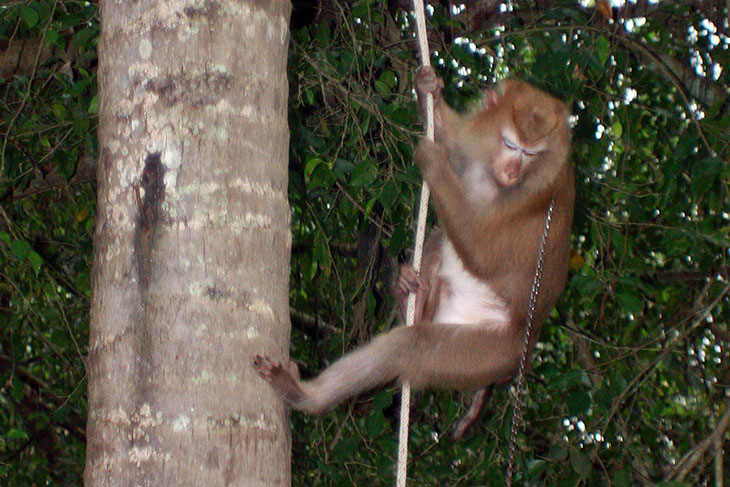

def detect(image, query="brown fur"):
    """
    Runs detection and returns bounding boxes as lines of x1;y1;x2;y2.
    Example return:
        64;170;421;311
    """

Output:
253;67;574;422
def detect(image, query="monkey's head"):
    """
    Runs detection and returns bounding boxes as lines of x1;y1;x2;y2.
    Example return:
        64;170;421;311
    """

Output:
470;80;570;189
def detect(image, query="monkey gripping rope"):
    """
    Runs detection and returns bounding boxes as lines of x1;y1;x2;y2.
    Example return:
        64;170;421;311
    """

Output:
396;2;432;487
400;4;554;487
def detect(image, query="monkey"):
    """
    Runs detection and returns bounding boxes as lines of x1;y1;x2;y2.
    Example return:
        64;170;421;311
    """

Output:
253;66;574;436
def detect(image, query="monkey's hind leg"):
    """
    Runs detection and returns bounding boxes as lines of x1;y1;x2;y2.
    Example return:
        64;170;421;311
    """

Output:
254;328;410;414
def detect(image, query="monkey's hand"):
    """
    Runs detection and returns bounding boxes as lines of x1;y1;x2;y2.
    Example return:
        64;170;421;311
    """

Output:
395;265;430;325
414;139;451;184
415;65;443;115
253;355;306;407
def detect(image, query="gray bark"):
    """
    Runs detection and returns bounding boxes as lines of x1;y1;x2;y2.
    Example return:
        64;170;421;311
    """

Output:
86;1;292;486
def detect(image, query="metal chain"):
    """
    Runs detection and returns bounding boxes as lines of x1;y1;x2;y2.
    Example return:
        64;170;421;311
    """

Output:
504;199;555;487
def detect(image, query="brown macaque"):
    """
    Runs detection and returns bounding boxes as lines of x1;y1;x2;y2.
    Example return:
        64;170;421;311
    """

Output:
253;66;574;438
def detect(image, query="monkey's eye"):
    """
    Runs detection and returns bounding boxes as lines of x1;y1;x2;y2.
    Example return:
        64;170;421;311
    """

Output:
503;136;539;157
502;136;520;152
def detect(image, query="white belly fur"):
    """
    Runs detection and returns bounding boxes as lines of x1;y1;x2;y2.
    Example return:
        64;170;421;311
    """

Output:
432;238;511;328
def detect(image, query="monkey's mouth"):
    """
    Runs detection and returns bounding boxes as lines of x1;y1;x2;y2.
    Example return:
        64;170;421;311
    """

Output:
493;171;520;189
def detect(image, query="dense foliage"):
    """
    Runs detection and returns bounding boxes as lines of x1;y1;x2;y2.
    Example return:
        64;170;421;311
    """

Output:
1;1;728;486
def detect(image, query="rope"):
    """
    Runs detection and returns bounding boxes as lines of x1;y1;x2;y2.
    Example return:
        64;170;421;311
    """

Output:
396;2;433;487
398;5;553;487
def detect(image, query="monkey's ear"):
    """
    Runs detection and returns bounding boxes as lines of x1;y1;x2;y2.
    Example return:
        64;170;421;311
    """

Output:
484;90;500;109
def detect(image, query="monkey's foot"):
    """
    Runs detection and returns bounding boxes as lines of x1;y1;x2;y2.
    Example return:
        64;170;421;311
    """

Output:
395;265;430;322
252;355;305;405
396;265;428;296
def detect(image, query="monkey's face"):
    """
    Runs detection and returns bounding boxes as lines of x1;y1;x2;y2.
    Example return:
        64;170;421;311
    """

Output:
490;127;544;188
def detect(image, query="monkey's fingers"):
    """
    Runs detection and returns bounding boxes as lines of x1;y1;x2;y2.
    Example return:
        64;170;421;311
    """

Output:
416;66;443;95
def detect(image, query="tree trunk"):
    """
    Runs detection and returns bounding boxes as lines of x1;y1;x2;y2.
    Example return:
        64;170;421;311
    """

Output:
85;2;292;486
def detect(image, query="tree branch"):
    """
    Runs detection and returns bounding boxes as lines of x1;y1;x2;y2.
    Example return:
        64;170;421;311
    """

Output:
670;403;730;481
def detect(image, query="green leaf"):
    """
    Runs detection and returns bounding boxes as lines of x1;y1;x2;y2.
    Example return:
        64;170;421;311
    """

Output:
52;103;67;120
54;406;71;423
29;412;50;431
312;233;330;278
383;103;410;125
349;159;377;188
304;157;325;181
364;196;377;216
569;449;592;477
7;428;29;441
11;239;31;261
526;458;547;479
552;369;590;391
595;36;611;66
28;250;43;275
315;23;331;45
548;443;568;461
70;77;90;98
567;389;591;416
332;437;360;462
76;270;91;298
371;389;394;411
305;89;315;106
616;290;644;315
387;223;407;256
88;95;99;114
46;28;60;47
21;6;40;28
379;180;398;209
612;121;623;138
378;70;397;89
374;80;391;95
613;470;632;487
363;410;387;436
691;157;722;196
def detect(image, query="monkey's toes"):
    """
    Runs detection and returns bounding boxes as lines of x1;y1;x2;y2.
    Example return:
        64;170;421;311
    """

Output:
397;266;422;294
252;355;281;381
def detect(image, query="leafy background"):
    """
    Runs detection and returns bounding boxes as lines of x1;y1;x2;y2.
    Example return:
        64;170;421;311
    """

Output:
1;1;729;486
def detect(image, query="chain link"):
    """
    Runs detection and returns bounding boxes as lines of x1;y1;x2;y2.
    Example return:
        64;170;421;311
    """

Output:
504;199;554;487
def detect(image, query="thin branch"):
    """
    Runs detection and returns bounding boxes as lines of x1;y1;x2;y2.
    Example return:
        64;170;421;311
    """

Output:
1;0;60;174
671;404;730;481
